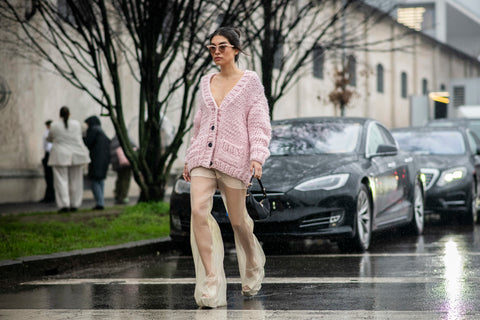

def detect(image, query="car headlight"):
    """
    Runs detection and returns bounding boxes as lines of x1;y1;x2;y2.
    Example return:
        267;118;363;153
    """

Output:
174;179;191;194
436;167;467;187
294;174;350;191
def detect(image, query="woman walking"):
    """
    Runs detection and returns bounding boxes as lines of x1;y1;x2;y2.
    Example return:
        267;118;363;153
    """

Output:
48;106;90;212
183;27;271;308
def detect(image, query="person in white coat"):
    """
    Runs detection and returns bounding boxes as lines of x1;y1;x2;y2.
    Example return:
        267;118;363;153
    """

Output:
47;106;90;212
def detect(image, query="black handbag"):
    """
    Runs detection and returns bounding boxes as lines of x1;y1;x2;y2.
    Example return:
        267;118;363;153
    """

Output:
246;176;271;221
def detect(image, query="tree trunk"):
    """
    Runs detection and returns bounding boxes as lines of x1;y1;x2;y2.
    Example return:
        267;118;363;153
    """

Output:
139;179;166;202
261;0;275;118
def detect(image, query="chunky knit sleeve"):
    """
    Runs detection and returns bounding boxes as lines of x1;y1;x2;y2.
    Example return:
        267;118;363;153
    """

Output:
247;73;271;165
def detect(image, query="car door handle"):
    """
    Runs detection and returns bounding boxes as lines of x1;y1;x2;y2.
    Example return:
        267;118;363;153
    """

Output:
387;162;396;168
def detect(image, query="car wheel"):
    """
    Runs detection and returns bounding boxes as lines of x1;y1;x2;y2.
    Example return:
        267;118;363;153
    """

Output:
408;179;424;235
461;181;477;225
338;185;372;252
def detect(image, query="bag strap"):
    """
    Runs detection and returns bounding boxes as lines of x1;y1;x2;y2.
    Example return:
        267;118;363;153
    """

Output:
249;175;267;199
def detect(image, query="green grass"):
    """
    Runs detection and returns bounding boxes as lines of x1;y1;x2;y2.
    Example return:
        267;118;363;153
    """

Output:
0;202;170;260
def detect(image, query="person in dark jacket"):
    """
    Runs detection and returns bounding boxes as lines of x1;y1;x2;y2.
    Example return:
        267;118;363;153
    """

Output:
84;116;110;210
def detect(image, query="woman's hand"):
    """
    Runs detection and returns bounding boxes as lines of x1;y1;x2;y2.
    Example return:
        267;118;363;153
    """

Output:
183;163;191;182
250;160;262;179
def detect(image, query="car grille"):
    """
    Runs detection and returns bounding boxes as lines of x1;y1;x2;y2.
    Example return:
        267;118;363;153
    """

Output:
421;168;439;191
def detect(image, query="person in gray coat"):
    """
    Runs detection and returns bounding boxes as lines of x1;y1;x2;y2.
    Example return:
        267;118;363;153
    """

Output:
110;134;137;204
84;116;110;210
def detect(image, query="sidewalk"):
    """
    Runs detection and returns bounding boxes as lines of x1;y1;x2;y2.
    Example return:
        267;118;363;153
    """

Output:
0;197;176;285
0;197;124;215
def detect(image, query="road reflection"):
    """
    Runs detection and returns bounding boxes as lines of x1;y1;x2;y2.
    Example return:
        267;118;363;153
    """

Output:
3;218;480;316
442;238;466;319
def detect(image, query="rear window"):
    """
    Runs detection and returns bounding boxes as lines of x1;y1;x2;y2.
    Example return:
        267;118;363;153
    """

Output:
392;131;465;155
427;120;458;127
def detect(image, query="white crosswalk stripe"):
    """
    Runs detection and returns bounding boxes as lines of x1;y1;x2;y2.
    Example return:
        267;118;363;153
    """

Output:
21;276;480;286
1;309;477;320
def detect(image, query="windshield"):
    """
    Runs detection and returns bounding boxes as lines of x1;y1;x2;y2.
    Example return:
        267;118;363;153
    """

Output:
269;122;362;156
393;131;466;155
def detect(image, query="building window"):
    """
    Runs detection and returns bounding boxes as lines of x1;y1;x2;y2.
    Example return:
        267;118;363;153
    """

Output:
0;76;11;111
272;30;284;70
397;7;426;31
313;45;324;79
422;78;428;95
401;72;407;98
25;0;37;20
377;64;384;93
453;86;465;107
347;55;356;87
57;0;75;24
440;83;446;91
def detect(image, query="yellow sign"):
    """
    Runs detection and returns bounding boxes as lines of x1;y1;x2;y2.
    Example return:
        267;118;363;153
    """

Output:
429;91;449;104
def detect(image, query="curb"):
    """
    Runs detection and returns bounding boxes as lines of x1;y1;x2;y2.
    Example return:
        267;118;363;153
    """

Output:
0;237;177;285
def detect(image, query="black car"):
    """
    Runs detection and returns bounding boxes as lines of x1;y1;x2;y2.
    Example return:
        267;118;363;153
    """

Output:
170;117;425;252
427;118;480;138
391;126;480;224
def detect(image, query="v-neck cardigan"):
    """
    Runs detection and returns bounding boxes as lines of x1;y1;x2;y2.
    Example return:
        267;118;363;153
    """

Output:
185;70;272;186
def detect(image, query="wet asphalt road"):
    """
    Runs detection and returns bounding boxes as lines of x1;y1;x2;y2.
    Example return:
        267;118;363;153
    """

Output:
2;216;480;319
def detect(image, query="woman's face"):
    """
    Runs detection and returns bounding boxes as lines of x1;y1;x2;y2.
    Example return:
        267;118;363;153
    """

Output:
208;35;238;66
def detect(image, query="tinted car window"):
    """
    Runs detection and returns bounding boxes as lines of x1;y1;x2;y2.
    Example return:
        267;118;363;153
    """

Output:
393;131;466;155
466;130;478;154
366;123;388;155
468;120;480;138
270;122;362;155
378;125;396;145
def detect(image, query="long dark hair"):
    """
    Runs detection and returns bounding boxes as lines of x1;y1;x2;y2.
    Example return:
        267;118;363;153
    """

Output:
208;27;245;62
59;106;70;129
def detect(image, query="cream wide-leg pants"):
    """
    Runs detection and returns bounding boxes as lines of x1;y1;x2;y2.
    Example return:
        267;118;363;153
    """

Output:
52;164;85;209
189;167;265;308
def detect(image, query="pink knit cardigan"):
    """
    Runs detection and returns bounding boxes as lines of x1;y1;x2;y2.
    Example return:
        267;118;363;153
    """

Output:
185;70;272;186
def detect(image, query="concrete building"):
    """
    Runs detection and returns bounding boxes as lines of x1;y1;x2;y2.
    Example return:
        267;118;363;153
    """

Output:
1;0;480;203
366;0;480;59
363;0;480;120
273;1;480;125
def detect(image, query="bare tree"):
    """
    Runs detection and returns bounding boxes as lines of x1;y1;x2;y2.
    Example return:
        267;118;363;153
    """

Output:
241;0;409;118
0;0;250;201
0;0;416;201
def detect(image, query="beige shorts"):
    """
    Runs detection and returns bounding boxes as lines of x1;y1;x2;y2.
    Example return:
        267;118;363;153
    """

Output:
191;167;246;190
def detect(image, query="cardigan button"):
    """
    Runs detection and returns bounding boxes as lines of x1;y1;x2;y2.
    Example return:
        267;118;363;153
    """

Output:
211;126;215;130
210;161;213;166
208;142;212;147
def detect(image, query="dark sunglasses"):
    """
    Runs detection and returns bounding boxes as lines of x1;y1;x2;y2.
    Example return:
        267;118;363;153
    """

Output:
206;44;235;54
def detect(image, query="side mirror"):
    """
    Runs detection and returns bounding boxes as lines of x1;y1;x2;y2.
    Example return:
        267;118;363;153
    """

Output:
374;144;398;156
